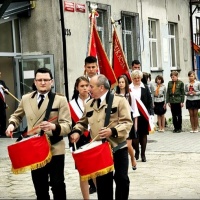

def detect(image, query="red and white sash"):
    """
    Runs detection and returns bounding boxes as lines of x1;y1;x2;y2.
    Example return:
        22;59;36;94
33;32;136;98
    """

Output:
69;99;89;137
135;98;154;132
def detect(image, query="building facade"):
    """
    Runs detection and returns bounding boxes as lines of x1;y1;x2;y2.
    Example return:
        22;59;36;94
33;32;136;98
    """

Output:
0;0;192;130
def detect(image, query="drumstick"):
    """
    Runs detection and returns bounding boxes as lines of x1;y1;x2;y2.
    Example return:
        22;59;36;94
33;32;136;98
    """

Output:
1;86;21;103
88;121;115;144
11;116;58;138
74;142;77;151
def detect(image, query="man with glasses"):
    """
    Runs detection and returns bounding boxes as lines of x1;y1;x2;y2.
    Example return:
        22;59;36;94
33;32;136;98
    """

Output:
6;67;72;200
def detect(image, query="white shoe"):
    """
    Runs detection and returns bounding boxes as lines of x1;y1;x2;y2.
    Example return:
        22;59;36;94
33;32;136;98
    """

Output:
190;130;194;133
194;130;199;133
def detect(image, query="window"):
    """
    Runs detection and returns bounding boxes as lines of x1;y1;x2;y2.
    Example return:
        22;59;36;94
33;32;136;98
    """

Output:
121;12;140;67
195;17;200;45
148;19;158;69
168;23;177;69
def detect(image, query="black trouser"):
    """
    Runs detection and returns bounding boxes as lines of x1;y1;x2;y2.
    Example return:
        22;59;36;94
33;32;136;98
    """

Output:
31;154;66;200
96;147;130;200
0;102;6;135
171;103;182;130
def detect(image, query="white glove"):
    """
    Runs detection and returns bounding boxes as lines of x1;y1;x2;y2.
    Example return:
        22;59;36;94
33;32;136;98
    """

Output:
4;89;8;92
0;85;3;88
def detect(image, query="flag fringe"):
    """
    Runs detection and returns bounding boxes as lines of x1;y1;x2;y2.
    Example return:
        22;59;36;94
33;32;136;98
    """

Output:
80;165;114;181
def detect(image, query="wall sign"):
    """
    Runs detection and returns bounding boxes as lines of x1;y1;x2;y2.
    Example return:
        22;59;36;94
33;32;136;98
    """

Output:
64;1;86;13
64;1;75;12
75;3;85;13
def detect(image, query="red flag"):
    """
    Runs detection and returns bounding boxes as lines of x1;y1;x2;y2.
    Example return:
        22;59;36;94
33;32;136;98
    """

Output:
91;24;117;88
112;27;131;82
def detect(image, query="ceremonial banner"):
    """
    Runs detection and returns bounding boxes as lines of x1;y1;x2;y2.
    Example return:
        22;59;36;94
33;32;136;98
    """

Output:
92;25;117;88
87;10;117;88
112;27;131;82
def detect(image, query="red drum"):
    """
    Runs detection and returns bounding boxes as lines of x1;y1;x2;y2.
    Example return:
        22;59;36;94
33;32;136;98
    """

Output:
72;141;114;181
7;134;52;174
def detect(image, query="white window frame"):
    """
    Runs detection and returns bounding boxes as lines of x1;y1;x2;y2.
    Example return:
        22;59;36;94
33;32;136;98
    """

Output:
168;23;177;69
148;19;159;70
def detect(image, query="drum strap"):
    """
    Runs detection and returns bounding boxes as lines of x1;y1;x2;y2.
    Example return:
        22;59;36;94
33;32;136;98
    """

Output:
105;92;127;153
104;92;114;127
16;92;56;142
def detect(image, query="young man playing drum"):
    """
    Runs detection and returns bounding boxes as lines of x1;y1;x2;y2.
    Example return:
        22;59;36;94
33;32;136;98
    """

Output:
6;68;72;200
70;74;133;200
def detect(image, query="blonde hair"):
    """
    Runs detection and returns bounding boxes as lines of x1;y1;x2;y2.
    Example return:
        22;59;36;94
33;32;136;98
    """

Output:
131;70;143;79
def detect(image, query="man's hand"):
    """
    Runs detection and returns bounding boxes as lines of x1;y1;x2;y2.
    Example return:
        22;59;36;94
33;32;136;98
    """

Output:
70;133;80;143
6;124;15;137
98;128;112;139
39;121;56;132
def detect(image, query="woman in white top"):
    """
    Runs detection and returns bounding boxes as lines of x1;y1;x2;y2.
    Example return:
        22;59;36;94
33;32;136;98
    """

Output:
68;76;94;199
115;74;139;170
185;71;200;133
153;75;167;132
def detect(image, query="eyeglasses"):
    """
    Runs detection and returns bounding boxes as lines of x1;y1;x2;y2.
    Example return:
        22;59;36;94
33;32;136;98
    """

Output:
35;79;52;83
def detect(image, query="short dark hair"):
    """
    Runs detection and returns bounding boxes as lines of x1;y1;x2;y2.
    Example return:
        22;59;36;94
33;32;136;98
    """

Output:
35;67;53;79
155;75;164;83
85;56;97;65
131;60;140;66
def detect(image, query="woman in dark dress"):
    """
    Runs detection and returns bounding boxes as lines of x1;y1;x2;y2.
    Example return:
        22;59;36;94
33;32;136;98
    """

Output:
130;70;154;162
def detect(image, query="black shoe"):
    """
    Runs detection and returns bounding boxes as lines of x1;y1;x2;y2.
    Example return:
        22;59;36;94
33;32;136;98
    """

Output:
173;129;177;133
176;129;182;133
89;187;97;194
135;151;139;160
141;155;146;162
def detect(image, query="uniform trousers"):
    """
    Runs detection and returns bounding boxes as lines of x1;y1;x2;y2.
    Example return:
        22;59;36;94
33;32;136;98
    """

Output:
0;100;6;135
31;154;66;200
96;147;129;200
170;103;182;130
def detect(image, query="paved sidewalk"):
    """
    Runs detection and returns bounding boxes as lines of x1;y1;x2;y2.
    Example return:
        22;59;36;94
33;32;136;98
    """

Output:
1;107;200;199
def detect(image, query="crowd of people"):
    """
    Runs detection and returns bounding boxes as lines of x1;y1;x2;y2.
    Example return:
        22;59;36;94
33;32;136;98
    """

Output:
1;57;200;200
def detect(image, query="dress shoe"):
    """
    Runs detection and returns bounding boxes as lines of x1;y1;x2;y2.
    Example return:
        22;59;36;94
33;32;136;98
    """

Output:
141;156;146;162
173;129;177;133
89;186;97;194
176;129;182;133
135;152;139;160
132;165;137;170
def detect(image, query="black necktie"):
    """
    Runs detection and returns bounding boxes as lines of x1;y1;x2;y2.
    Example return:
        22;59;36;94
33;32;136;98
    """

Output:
97;98;101;108
38;94;44;109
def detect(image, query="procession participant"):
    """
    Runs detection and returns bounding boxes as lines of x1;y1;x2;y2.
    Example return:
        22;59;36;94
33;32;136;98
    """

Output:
184;71;200;133
84;56;98;80
70;74;133;200
6;67;72;200
83;55;98;194
166;71;185;133
153;75;167;132
68;76;92;199
130;70;154;162
0;71;9;136
115;74;139;170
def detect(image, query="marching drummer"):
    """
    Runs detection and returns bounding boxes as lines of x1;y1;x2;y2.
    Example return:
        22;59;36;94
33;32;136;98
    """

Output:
70;74;133;200
6;68;72;200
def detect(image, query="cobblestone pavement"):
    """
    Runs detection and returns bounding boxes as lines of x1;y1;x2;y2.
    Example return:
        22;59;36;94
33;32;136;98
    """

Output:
1;107;200;199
